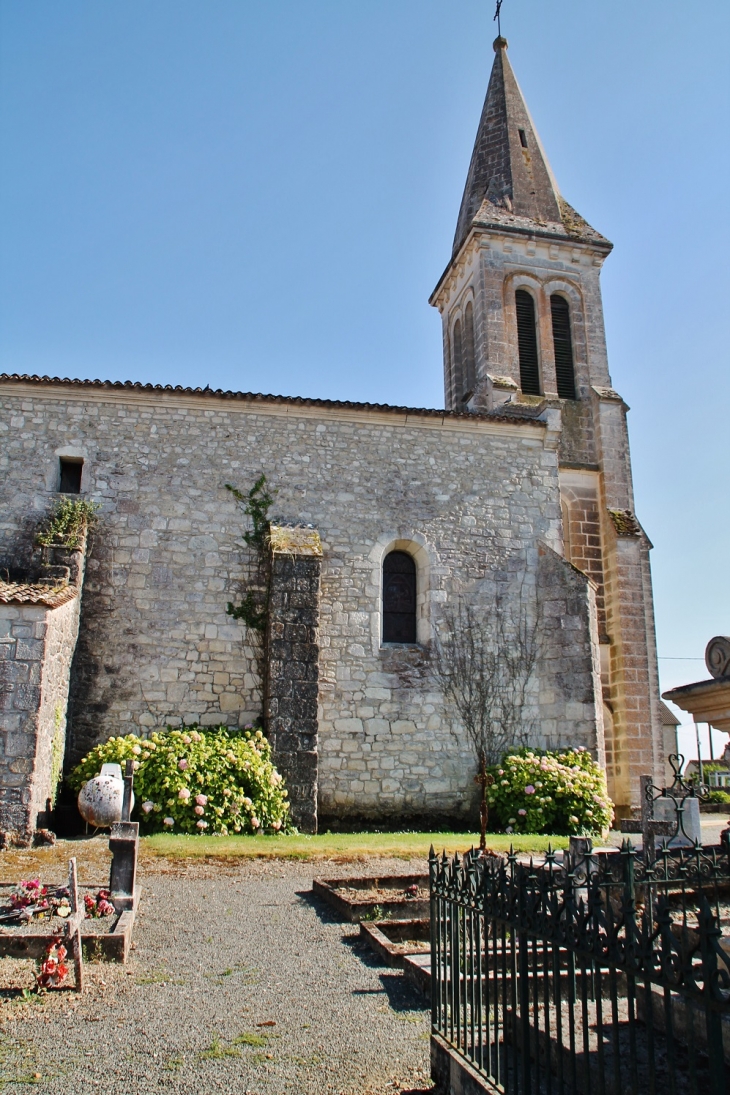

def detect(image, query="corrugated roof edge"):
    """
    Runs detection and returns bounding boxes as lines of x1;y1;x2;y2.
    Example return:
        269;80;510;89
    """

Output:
0;374;546;427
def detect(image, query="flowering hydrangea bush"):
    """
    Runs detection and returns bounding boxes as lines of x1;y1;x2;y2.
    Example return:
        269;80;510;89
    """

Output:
68;725;291;836
487;748;613;835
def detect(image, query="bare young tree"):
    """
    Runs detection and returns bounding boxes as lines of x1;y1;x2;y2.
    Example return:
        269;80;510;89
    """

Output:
432;579;540;850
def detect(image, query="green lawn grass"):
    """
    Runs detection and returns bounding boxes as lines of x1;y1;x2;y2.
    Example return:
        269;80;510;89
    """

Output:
141;830;571;862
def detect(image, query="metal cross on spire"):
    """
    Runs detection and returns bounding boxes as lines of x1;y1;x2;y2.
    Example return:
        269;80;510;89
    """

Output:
494;0;504;38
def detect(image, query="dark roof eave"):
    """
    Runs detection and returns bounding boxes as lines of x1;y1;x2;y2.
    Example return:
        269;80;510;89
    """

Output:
0;374;546;429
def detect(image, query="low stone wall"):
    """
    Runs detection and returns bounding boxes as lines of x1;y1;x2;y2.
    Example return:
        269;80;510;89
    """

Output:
0;546;86;839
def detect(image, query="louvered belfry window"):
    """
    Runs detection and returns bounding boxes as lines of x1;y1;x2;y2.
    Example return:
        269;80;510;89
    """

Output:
515;289;541;395
382;551;417;643
550;294;577;400
462;302;476;401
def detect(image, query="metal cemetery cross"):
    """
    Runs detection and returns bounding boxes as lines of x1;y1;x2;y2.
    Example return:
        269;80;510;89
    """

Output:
619;773;674;861
619;756;708;860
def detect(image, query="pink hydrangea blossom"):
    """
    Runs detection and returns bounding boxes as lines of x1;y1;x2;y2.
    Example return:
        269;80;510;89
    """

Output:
178;788;191;800
163;817;174;827
195;794;207;806
182;734;191;744
251;817;260;829
141;801;155;814
178;759;188;770
272;820;282;831
196;820;208;830
525;785;536;795
194;805;205;816
518;808;527;816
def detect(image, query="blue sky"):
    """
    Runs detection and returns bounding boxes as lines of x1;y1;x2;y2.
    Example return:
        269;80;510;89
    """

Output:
1;1;728;761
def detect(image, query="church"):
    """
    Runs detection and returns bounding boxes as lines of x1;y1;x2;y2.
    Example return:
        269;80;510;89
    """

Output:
0;37;663;835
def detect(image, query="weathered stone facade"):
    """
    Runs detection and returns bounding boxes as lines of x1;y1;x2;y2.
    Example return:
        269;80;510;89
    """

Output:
0;382;603;828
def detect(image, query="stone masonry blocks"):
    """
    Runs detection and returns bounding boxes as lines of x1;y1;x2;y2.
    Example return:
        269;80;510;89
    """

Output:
0;382;607;825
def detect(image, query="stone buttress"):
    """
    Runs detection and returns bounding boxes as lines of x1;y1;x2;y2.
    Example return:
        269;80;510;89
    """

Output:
265;525;322;833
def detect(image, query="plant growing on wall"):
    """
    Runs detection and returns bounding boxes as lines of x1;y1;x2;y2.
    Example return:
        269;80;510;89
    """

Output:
224;475;276;721
224;476;275;632
35;498;100;548
432;578;540;851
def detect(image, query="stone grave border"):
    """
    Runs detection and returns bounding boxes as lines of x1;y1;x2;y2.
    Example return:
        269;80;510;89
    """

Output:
358;917;430;967
312;874;429;922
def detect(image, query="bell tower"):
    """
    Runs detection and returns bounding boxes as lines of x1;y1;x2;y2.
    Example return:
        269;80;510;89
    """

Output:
430;37;664;813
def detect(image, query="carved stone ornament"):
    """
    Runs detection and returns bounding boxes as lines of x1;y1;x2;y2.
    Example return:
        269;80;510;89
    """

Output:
705;636;730;680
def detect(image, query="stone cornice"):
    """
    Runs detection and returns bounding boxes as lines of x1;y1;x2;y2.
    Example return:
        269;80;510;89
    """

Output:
429;223;612;311
0;376;546;441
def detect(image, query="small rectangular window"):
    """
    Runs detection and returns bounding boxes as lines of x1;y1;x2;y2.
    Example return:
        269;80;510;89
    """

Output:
59;458;83;494
518;128;528;148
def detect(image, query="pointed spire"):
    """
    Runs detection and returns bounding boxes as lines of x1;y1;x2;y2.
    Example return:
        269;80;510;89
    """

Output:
453;37;564;254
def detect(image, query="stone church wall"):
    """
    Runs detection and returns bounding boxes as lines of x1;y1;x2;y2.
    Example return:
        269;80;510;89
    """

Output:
0;381;604;825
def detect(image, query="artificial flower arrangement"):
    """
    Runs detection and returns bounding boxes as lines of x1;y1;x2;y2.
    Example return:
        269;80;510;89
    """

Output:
0;881;113;922
68;724;292;836
486;747;613;836
36;939;70;990
84;889;115;918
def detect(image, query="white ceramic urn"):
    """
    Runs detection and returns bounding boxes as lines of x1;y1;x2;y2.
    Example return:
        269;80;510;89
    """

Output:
77;762;134;828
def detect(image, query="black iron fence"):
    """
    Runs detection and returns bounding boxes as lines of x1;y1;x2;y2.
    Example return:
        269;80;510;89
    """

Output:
430;838;730;1094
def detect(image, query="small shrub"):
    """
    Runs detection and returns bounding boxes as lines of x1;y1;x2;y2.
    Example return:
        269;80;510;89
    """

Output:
35;498;100;548
67;725;291;835
705;789;730;805
487;747;613;836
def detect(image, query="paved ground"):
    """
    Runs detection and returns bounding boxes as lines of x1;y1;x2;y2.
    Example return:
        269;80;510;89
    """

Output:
0;857;434;1094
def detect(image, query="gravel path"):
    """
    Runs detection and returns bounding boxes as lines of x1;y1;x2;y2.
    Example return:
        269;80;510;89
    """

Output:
0;857;434;1094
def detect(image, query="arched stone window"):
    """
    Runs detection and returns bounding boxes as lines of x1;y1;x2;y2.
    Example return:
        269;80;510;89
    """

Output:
452;317;463;404
550;294;576;400
462;301;476;401
382;551;417;643
515;289;541;395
